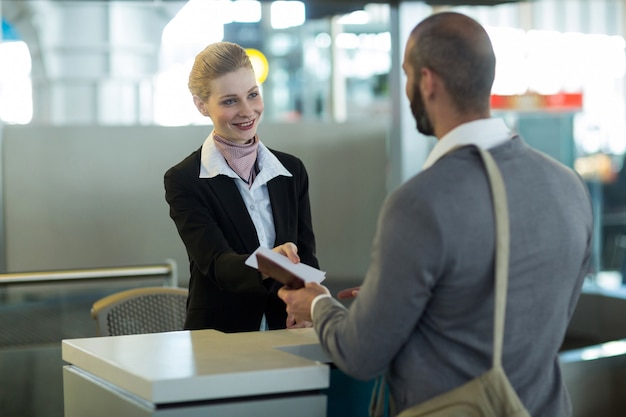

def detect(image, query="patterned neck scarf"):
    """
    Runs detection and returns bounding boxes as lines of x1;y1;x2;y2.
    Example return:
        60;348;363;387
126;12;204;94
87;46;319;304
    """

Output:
213;133;260;187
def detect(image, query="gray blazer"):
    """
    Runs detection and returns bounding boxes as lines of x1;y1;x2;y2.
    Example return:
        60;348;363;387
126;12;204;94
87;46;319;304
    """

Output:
313;137;593;417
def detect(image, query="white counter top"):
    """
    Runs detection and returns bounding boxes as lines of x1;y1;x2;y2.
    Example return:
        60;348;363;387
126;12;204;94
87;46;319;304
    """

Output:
62;328;330;404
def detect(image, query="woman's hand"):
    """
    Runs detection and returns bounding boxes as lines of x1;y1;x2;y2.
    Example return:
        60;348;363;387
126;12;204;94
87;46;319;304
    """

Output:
272;242;300;263
260;242;300;280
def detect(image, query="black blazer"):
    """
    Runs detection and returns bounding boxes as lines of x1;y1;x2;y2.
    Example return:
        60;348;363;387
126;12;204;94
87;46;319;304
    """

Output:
164;146;319;333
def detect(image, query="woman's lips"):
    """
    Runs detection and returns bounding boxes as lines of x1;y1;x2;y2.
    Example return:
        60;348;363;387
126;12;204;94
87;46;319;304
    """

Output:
234;120;255;130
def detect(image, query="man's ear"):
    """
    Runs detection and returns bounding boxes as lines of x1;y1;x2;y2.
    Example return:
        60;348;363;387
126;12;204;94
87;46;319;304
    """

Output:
193;95;208;116
419;67;436;98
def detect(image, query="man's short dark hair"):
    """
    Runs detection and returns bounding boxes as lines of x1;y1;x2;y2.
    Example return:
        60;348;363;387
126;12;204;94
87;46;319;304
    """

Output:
409;13;496;114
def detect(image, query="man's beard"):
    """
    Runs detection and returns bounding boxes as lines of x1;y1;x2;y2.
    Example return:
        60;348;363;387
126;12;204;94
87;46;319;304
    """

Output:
410;84;434;137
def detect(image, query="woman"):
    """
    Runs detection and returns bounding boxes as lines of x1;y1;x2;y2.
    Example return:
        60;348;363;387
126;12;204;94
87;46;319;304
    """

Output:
164;41;319;332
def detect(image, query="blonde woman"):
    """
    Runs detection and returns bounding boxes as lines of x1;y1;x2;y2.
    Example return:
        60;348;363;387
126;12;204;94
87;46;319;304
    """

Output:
165;42;318;332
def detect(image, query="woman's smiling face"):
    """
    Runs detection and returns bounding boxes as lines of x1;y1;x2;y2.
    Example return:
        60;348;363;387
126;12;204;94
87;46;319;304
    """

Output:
201;67;264;144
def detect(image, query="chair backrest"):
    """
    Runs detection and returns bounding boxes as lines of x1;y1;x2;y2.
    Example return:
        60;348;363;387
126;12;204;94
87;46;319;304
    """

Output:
91;286;188;336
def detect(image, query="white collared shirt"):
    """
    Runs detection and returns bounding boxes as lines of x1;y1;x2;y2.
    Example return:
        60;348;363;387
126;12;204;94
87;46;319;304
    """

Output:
199;131;292;251
421;118;512;170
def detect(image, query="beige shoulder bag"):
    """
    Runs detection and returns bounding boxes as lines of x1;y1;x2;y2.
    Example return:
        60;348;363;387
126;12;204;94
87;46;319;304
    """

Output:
372;146;531;417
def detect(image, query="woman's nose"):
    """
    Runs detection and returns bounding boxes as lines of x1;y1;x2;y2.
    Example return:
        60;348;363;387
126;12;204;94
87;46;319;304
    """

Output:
239;101;253;117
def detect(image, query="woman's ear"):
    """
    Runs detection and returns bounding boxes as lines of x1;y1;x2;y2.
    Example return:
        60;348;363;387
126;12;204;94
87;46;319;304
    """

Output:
193;95;208;116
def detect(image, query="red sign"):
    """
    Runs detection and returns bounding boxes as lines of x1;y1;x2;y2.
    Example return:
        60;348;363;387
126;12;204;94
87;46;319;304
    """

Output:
491;92;583;112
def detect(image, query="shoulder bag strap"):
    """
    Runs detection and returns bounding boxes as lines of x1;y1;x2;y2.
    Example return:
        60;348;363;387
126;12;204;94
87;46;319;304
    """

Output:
475;146;510;368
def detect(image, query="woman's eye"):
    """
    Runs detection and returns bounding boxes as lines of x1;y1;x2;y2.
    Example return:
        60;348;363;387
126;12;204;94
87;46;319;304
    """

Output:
249;92;258;99
223;99;235;105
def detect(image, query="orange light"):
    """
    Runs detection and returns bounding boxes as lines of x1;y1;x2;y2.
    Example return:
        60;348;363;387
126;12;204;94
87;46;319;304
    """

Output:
245;48;269;84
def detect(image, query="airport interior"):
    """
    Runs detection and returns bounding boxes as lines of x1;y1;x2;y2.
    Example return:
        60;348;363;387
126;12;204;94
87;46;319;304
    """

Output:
1;0;626;416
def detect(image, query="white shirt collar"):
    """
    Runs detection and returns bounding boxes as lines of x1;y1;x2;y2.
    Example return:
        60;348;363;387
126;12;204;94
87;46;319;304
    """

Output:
422;118;512;170
199;130;292;188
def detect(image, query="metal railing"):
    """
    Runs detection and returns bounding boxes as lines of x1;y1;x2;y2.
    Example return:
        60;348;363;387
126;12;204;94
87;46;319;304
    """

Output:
0;259;178;288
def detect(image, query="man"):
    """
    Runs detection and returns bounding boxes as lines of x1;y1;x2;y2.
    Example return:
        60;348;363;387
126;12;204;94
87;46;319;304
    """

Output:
278;11;593;417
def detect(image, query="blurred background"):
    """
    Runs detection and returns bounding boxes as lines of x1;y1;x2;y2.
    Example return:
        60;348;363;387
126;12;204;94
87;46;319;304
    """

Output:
1;1;626;416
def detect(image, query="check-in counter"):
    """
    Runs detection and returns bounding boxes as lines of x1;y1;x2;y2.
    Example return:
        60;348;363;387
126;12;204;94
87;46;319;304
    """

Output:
560;339;626;417
560;284;626;417
64;287;626;417
62;329;332;417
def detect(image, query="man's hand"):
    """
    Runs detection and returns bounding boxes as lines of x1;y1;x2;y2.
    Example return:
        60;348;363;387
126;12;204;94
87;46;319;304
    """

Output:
337;286;360;299
286;313;313;329
279;282;330;323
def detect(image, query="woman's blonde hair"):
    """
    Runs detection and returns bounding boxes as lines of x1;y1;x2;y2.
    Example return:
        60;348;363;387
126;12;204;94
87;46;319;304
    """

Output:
188;41;254;101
